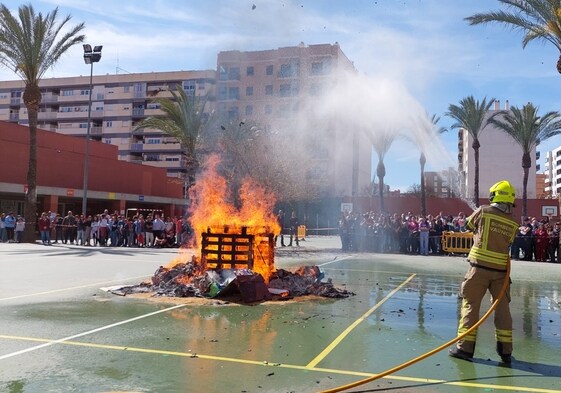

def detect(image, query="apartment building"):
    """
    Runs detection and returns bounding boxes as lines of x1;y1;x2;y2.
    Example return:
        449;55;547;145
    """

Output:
424;168;458;198
457;100;537;200
215;42;372;197
543;146;561;197
0;43;370;199
0;70;216;178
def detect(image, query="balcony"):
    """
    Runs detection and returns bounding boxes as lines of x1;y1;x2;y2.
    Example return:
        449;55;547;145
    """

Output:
41;94;59;103
143;142;181;152
90;126;102;135
130;143;143;152
132;108;145;117
91;109;104;118
38;111;58;120
8;113;19;121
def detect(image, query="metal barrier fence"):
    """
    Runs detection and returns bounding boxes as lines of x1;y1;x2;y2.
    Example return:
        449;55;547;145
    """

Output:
441;231;473;254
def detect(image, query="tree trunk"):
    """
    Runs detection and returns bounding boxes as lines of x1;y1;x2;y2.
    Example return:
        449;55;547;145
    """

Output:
23;84;41;243
420;153;426;216
522;152;531;219
473;138;480;208
377;160;386;213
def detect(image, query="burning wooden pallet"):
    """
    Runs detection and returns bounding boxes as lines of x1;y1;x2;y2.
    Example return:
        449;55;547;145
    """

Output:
201;226;275;282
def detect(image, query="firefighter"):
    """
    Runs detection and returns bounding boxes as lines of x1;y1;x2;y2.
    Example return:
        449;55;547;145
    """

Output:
449;180;519;364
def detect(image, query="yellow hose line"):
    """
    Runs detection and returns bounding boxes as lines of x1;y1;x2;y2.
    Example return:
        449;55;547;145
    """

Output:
319;258;511;393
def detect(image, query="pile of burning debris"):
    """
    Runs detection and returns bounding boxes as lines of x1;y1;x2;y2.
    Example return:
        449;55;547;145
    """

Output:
108;257;354;303
107;157;353;303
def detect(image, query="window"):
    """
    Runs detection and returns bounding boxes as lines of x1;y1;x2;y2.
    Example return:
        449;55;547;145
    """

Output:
183;80;196;97
218;85;227;100
146;138;161;144
228;67;240;80
278;104;290;118
280;84;291;97
79;123;88;129
124;85;130;93
218;65;240;81
218;65;228;81
104;138;111;144
264;104;272;114
265;85;273;95
80;89;90;96
165;157;180;162
145;154;160;161
310;83;323;96
246;66;254;76
62;90;74;96
266;65;273;75
228;87;240;100
246;86;253;96
279;61;300;77
311;62;324;75
245;105;253;116
227;106;239;120
106;121;113;127
311;59;331;75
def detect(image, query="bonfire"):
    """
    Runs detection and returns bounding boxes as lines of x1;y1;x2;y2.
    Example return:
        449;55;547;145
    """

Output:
109;156;353;303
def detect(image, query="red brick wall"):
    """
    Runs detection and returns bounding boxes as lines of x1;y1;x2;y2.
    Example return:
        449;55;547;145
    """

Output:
0;121;182;198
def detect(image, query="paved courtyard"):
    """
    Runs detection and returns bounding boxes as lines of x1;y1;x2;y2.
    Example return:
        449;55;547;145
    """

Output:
1;236;560;392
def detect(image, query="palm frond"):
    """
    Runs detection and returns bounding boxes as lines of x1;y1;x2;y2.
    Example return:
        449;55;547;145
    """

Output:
0;4;85;85
466;0;561;50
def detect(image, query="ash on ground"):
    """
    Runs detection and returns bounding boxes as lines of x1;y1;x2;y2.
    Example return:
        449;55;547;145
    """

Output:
107;261;354;303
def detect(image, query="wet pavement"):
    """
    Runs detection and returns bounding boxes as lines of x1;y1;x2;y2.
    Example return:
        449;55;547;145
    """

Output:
1;237;560;393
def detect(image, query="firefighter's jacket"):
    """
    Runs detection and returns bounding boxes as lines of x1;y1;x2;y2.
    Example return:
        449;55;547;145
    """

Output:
465;204;519;270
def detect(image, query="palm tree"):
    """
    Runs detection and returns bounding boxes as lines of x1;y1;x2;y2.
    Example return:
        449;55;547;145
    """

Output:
446;96;497;207
134;86;211;191
466;0;561;73
369;128;396;213
0;4;85;243
414;113;447;216
488;103;561;216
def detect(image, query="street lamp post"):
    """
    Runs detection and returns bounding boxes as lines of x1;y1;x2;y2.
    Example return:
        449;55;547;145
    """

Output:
81;44;102;216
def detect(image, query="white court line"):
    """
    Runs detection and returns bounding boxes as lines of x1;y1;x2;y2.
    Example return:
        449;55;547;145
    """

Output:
317;255;354;267
0;303;186;360
0;275;150;302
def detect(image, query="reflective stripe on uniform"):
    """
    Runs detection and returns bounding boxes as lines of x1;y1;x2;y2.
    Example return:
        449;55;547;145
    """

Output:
457;298;478;342
495;328;513;343
468;209;518;266
468;247;509;265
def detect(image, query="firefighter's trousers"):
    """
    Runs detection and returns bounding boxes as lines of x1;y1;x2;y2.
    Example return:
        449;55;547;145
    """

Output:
456;265;512;355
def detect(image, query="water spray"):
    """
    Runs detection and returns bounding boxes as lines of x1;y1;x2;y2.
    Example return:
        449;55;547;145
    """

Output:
319;258;512;393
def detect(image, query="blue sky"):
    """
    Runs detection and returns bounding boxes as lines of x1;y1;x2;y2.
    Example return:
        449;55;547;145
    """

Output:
2;0;561;191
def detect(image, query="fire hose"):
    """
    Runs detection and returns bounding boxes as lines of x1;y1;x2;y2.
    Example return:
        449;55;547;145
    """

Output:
319;257;511;393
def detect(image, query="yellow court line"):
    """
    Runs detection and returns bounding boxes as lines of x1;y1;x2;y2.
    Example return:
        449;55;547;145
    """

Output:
0;334;559;393
0;275;151;302
0;304;186;360
305;273;417;369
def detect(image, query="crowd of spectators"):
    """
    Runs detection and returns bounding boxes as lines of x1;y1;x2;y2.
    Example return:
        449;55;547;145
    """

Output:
0;209;194;248
337;210;561;263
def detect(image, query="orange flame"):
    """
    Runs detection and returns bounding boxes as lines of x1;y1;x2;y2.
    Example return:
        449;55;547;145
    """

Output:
188;155;281;281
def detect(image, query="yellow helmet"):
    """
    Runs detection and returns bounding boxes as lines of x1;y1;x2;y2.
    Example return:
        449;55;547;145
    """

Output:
489;180;516;205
